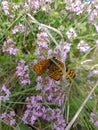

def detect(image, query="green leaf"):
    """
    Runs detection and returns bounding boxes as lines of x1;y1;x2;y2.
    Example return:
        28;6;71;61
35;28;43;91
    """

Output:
16;122;30;130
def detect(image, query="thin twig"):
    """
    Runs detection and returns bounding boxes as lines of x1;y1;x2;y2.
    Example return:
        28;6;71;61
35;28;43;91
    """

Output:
27;13;64;40
65;81;98;130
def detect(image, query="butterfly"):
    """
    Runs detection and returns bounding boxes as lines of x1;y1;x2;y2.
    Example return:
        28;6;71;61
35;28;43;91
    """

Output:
33;57;75;81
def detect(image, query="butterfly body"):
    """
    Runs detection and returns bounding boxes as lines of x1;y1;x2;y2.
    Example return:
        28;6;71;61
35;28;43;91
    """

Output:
33;57;75;80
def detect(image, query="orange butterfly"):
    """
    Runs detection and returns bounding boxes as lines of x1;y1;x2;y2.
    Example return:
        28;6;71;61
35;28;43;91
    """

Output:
33;57;75;81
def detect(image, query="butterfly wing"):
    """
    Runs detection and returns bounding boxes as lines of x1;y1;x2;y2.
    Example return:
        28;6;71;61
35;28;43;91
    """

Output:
33;59;50;75
48;69;63;80
66;67;75;79
47;58;64;80
33;57;75;80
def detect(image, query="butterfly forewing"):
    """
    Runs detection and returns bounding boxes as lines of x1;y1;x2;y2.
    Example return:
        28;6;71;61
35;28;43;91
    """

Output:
33;59;50;75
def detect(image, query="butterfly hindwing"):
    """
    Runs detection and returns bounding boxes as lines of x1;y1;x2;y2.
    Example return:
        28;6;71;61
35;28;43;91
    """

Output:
48;70;63;80
66;67;75;79
47;58;64;80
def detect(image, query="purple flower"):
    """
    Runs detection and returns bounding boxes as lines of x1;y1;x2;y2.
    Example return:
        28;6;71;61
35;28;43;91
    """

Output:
53;109;66;130
22;110;30;124
34;31;50;58
31;115;37;125
87;69;98;78
8;47;19;55
87;80;95;84
90;112;96;117
67;14;74;19
16;59;30;85
2;39;19;55
28;0;45;10
66;0;85;15
96;40;98;45
43;85;65;106
1;112;6;118
22;78;30;85
48;49;54;57
10;119;16;126
94;121;98;126
53;45;61;57
10;111;15;116
53;42;71;60
12;23;26;34
1;1;14;18
36;95;43;101
37;41;48;49
77;40;90;52
22;94;66;129
42;107;55;121
0;84;11;102
35;77;53;90
33;105;43;117
36;82;42;90
2;1;10;15
66;28;77;40
61;42;71;60
1;111;16;126
90;112;98;126
37;32;48;40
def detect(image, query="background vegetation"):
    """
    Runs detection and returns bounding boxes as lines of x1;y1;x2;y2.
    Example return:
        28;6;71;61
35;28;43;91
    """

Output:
0;0;98;130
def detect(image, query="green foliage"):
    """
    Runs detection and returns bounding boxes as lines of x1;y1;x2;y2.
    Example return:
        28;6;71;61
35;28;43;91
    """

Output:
0;0;98;130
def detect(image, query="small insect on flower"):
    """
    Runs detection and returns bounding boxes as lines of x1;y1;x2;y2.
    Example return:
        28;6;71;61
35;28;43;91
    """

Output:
33;57;75;81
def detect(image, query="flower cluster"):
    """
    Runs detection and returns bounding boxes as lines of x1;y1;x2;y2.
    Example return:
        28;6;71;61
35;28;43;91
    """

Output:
37;32;48;47
22;95;66;130
77;40;90;52
12;23;26;34
22;76;66;129
28;0;53;10
87;1;98;32
36;77;65;106
87;69;98;78
65;0;85;15
0;84;11;102
90;112;98;127
1;111;16;126
87;80;95;85
28;0;45;10
35;76;52;90
43;85;65;106
35;32;49;59
54;42;72;61
35;31;72;61
87;1;98;22
66;28;77;40
2;1;10;15
16;59;30;85
1;1;15;18
2;39;19;55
